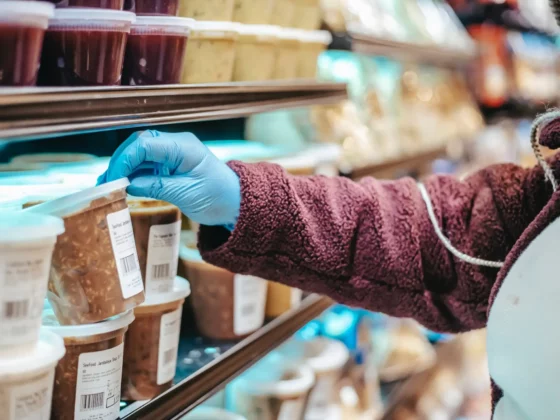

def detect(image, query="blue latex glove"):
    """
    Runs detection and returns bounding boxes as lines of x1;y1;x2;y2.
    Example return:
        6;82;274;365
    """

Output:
98;130;240;229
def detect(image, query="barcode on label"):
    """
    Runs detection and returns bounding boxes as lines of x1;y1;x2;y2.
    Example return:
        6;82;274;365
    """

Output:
152;263;170;280
120;254;138;274
241;304;255;316
163;348;176;365
3;300;29;319
80;392;104;411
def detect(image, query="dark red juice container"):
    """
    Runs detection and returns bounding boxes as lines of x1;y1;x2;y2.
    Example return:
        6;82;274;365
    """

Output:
122;16;193;85
0;1;54;86
38;8;134;86
128;0;179;16
67;0;125;10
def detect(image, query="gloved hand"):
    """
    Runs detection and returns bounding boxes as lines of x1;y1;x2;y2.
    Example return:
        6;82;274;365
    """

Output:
98;130;240;229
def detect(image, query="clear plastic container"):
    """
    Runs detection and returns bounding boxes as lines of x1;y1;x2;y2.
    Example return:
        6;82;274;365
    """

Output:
38;8;134;86
291;0;321;30
128;198;182;296
272;28;300;80
122;277;190;400
270;0;295;27
178;0;235;21
296;30;332;79
232;0;274;24
233;24;279;81
123;16;193;85
0;212;65;352
11;153;97;165
0;162;47;177
43;306;134;420
66;0;125;9
265;282;301;318
181;21;238;84
131;0;179;15
0;329;66;420
0;1;54;86
179;245;268;340
182;407;247;420
27;178;145;325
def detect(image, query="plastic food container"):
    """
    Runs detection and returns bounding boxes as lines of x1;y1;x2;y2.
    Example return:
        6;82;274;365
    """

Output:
0;329;65;420
123;16;193;85
38;8;134;86
0;1;54;86
0;212;65;352
278;338;349;419
66;0;125;9
122;276;190;400
232;0;274;24
180;245;268;340
43;306;134;420
292;0;321;30
270;0;296;27
131;0;179;15
272;28;300;79
178;0;235;21
233;24;278;81
0;162;47;177
27;178;145;325
182;407;247;420
228;354;315;420
265;282;302;318
128;198;182;296
297;30;332;79
11;153;97;165
181;21;238;84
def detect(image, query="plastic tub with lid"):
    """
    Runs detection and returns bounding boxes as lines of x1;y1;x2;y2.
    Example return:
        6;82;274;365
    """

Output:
131;0;179;16
123;16;193;85
265;282;302;318
227;353;315;420
179;245;268;340
38;8;135;86
178;0;235;22
272;28;300;80
43;304;134;420
0;212;65;353
232;0;274;24
181;21;239;84
182;407;247;420
292;0;322;30
27;178;145;325
0;162;48;177
297;30;332;79
0;329;66;420
233;24;279;81
11;152;97;166
122;276;190;400
0;1;54;86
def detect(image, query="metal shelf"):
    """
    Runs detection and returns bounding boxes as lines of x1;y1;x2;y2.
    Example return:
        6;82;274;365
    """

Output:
120;294;333;420
0;81;347;142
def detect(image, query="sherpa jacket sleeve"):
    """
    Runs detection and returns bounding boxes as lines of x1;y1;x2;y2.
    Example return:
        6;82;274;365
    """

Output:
198;157;559;334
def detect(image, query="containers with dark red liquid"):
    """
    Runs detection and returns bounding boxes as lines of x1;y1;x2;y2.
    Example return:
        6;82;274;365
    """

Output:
123;16;193;85
128;0;179;16
0;1;54;86
38;8;135;86
67;0;125;9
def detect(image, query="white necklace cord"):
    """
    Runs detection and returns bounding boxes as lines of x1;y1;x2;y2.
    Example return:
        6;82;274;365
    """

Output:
418;183;505;268
530;110;560;192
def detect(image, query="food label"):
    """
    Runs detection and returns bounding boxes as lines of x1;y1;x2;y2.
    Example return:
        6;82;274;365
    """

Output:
290;288;303;308
278;399;305;420
233;275;267;336
8;370;55;420
145;220;181;295
157;306;183;385
74;343;124;420
0;248;52;346
306;376;336;419
107;209;144;299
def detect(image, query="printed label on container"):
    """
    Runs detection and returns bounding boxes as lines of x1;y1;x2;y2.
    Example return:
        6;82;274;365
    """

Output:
74;343;124;420
145;220;181;295
0;248;53;346
157;306;183;385
233;275;267;336
107;209;144;299
278;399;305;420
9;369;55;420
306;376;336;419
290;288;303;308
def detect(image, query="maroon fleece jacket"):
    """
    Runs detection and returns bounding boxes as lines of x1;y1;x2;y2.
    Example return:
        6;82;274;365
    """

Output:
198;153;560;334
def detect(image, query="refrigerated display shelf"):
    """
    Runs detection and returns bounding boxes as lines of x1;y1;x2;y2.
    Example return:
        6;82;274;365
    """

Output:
0;81;348;142
120;294;333;420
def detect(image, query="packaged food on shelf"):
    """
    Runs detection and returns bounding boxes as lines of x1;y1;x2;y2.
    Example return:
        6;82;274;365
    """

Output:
291;0;321;30
297;30;332;79
265;282;302;318
122;276;190;400
179;245;268;340
270;0;296;27
27;178;145;325
11;152;97;165
233;24;279;81
182;407;247;420
0;162;47;177
0;1;54;86
43;305;134;420
227;353;315;420
178;0;235;22
0;329;65;420
272;28;300;80
122;16;193;85
38;8;134;86
232;0;274;24
180;21;238;84
66;0;125;9
129;0;179;15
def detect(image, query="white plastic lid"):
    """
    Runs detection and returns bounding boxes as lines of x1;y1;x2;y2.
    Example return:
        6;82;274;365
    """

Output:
0;211;65;244
0;1;55;29
277;28;304;42
25;177;129;218
50;8;135;28
0;329;65;378
181;408;247;420
132;16;194;35
236;24;280;40
279;338;349;374
192;21;239;33
43;304;135;338
297;29;332;45
141;276;191;307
